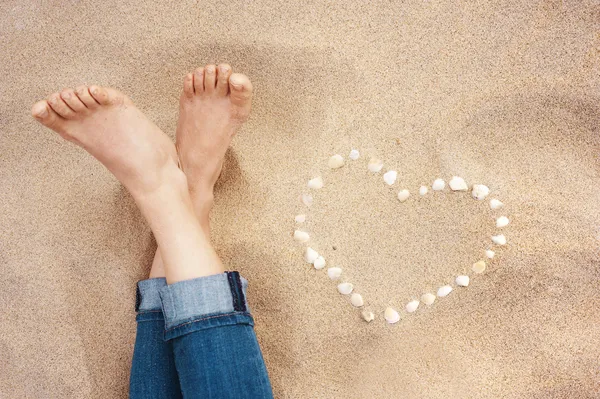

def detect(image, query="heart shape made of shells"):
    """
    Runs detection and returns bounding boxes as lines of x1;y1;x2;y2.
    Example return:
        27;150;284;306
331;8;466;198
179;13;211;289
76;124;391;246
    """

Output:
293;150;510;324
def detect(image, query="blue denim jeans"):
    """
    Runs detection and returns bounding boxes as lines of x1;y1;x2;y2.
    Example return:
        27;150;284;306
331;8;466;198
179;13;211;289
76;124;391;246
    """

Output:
129;272;273;398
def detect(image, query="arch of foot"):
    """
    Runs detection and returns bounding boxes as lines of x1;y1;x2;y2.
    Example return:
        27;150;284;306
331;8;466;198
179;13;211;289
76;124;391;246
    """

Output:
293;150;510;324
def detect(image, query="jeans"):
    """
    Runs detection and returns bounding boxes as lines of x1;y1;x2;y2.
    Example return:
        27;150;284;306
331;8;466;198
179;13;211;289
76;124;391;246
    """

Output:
129;272;273;398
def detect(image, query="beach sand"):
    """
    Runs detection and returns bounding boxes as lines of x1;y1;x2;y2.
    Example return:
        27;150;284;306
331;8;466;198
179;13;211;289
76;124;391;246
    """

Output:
1;0;599;397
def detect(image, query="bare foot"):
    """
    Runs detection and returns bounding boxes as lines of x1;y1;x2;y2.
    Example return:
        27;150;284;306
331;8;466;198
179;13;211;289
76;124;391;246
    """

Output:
176;63;253;216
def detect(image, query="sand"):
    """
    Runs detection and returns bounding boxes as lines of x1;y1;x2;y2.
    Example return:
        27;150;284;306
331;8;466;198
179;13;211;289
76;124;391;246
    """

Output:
1;0;600;398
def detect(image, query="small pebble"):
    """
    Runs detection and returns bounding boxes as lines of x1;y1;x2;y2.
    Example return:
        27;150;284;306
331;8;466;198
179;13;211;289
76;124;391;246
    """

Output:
383;170;398;186
302;194;313;207
350;293;364;307
313;256;326;270
485;250;495;259
490;199;504;209
362;310;375;322
496;216;510;228
419;186;428;196
406;300;420;313
472;184;490;200
384;307;400;324
368;158;384;173
327;267;342;280
328;154;345;169
421;293;436;305
337;282;354;295
437;285;453;297
304;247;319;263
293;230;310;243
308;176;324;189
456;275;470;287
432;179;445;191
472;260;486;274
349;149;360;160
492;234;507;245
397;189;410;202
449;176;468;191
295;214;306;223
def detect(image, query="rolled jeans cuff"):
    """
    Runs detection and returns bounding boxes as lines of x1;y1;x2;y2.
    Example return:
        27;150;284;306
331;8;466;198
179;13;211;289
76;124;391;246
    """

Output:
158;272;254;341
136;277;168;312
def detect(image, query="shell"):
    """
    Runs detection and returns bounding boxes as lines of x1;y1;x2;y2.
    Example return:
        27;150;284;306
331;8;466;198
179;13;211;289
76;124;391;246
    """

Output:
304;247;319;263
308;176;324;189
490;199;504;209
337;282;354;295
472;260;486;274
485;249;495;259
313;256;326;270
293;230;310;243
492;234;507;245
419;186;428;196
349;149;360;160
432;179;445;191
397;189;410;202
384;307;400;324
405;300;420;313
301;194;313;207
327;267;342;280
350;293;364;307
437;285;453;297
383;170;398;185
421;293;436;305
472;184;490;200
368;158;384;173
496;216;510;228
449;176;468;191
361;310;375;322
456;275;470;287
328;154;345;169
295;214;306;223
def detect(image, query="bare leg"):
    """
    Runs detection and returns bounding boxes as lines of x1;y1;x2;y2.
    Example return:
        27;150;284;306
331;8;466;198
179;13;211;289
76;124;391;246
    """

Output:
148;64;253;279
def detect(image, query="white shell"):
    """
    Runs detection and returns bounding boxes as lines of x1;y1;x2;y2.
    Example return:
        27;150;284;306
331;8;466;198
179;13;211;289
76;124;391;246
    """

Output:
362;310;375;322
405;300;420;313
295;214;306;223
304;247;319;263
472;260;486;274
432;179;445;191
384;307;400;324
383;170;398;185
421;293;436;305
349;149;360;160
449;176;468;191
313;256;326;270
472;184;490;200
492;234;507;245
327;267;342;280
337;282;354;295
485;250;495;259
490;199;504;209
293;230;310;243
419;186;428;196
328;154;345;169
456;275;470;287
368;158;384;173
350;293;364;307
496;216;510;228
397;189;410;202
308;177;324;189
301;194;313;207
437;285;453;297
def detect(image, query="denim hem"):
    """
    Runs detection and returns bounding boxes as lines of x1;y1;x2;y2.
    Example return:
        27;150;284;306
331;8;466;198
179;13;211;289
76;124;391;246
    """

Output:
163;312;255;341
136;278;168;312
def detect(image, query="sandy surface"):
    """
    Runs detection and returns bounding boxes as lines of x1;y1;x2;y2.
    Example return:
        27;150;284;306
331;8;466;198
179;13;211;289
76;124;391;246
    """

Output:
1;0;600;398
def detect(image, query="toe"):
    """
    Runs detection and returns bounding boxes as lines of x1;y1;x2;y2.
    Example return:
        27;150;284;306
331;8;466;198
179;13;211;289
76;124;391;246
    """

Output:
47;92;76;119
228;73;253;108
61;89;87;113
89;85;123;106
193;68;204;94
215;64;232;96
32;100;64;129
75;86;99;108
204;64;217;93
183;73;194;98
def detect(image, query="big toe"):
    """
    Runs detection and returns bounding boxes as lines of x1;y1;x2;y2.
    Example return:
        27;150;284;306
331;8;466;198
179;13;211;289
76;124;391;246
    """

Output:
228;73;253;110
32;100;63;130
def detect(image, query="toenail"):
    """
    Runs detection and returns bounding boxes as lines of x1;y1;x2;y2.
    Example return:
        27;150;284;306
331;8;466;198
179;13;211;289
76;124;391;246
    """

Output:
62;92;71;99
220;66;229;73
206;66;215;74
36;106;48;117
91;88;98;94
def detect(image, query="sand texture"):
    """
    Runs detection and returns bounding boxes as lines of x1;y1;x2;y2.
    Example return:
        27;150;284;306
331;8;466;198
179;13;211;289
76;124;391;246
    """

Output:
1;0;600;398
